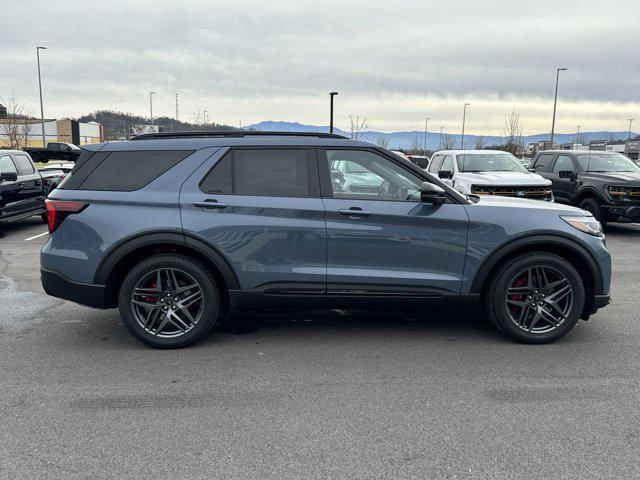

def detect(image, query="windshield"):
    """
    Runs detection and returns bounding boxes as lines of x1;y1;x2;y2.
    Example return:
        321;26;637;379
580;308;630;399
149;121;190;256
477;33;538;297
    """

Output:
575;153;640;172
456;153;526;173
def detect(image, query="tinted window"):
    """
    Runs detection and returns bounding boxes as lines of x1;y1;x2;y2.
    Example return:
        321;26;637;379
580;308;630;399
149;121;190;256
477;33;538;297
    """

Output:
0;155;17;175
552;155;575;173
533;153;555;172
200;149;311;197
326;149;423;201
575;153;640;172
13;155;35;175
428;155;443;173
200;152;232;194
78;150;193;191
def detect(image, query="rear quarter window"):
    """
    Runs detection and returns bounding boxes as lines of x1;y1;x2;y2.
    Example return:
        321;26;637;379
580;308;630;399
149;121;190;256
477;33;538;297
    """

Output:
65;150;193;191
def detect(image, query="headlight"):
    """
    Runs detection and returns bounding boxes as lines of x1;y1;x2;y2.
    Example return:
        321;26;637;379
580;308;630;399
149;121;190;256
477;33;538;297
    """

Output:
561;215;604;237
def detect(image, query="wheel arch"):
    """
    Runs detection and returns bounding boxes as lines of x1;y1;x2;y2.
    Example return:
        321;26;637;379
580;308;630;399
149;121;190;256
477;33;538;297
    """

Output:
471;234;602;318
575;187;603;204
95;231;239;308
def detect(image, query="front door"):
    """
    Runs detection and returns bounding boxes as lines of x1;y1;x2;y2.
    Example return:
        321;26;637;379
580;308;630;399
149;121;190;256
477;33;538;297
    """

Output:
550;154;578;202
320;148;469;303
12;153;44;214
180;147;326;304
0;154;21;218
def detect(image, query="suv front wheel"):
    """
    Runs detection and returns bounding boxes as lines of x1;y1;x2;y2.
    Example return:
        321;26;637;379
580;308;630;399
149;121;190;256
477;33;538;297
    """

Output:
486;252;585;344
119;254;220;348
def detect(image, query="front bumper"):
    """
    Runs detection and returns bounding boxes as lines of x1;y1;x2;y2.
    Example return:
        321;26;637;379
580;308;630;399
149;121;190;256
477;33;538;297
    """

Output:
41;269;109;309
602;204;640;222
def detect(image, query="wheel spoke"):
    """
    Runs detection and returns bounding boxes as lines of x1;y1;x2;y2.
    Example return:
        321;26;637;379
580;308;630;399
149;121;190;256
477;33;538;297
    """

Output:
528;310;542;332
178;290;203;309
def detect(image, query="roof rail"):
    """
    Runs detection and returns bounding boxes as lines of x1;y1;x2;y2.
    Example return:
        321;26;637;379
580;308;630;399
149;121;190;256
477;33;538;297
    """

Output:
130;130;348;140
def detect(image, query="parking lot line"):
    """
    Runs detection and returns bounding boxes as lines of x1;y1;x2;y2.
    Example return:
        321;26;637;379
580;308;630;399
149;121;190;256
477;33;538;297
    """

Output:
24;232;49;241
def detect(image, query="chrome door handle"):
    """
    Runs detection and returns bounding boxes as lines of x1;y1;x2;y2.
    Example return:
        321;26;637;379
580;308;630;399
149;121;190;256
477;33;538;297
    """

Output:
338;207;372;217
194;200;227;210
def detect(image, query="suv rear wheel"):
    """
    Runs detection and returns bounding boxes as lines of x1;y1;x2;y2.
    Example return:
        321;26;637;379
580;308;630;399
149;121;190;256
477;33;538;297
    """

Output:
119;254;220;348
486;252;585;344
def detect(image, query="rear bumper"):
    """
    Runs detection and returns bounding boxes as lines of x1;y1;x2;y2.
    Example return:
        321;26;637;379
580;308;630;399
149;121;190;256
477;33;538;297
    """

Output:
41;268;109;309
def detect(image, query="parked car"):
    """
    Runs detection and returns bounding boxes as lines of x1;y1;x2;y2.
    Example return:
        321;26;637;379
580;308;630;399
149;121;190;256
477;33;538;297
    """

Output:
518;157;533;168
39;162;75;175
427;150;553;200
407;155;430;169
0;150;47;223
531;150;640;226
38;163;74;195
24;142;81;163
41;131;610;348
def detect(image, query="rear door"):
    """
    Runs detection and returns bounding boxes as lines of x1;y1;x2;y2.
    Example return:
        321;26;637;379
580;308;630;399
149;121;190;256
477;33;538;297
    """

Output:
0;154;21;218
320;148;469;303
180;147;326;304
11;153;44;213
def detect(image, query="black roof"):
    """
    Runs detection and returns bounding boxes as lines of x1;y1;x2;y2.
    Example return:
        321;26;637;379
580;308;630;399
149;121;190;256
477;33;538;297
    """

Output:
131;130;348;141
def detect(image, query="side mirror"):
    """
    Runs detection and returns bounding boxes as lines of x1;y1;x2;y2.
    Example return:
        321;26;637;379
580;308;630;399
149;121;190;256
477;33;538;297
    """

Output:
0;171;18;182
558;170;576;180
420;182;446;205
438;170;453;180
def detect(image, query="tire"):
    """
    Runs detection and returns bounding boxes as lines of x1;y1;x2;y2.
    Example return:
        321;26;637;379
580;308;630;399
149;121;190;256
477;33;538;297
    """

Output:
485;251;585;344
118;254;220;349
579;197;607;227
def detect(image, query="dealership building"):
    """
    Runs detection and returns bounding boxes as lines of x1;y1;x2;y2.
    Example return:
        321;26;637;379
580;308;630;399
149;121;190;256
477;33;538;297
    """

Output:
0;108;103;147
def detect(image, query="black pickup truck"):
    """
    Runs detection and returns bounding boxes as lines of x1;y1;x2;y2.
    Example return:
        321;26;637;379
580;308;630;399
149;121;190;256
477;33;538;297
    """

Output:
23;142;82;163
0;150;64;224
532;150;640;226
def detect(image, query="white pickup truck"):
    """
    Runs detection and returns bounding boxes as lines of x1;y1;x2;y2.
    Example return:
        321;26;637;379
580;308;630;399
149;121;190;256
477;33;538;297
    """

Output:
426;150;553;201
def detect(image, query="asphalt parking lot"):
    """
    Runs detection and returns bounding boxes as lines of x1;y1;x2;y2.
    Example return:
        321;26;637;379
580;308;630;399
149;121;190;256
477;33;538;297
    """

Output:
1;218;640;479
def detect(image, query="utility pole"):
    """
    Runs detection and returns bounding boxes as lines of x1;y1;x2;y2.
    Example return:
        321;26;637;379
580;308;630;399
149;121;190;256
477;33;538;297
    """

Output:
36;46;47;147
628;119;634;142
550;67;567;145
461;103;470;149
439;126;444;149
423;117;430;156
576;125;581;147
149;91;156;127
329;92;339;133
175;93;179;122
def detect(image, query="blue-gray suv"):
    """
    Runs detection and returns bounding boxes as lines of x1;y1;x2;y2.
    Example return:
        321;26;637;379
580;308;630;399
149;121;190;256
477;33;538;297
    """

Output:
40;131;612;348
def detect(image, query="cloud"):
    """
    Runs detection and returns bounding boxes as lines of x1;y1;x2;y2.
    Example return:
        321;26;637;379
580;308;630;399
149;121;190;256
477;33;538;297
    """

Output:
1;0;638;133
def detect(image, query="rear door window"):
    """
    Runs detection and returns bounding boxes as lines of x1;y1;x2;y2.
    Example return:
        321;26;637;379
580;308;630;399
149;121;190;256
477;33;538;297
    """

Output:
75;150;193;191
200;149;315;197
0;155;18;175
533;153;555;173
13;155;35;175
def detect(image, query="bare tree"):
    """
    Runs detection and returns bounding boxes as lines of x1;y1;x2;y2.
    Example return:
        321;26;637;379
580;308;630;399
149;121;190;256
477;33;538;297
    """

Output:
442;134;455;149
502;107;523;155
0;94;34;149
376;136;389;148
349;115;368;141
474;136;486;149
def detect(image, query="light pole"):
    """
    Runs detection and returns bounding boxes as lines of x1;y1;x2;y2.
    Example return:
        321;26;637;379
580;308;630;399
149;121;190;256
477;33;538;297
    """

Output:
175;93;179;122
628;119;634;142
149;91;156;127
576;125;581;147
36;46;47;147
423;117;430;156
461;103;470;149
550;67;567;146
329;92;339;133
439;126;444;149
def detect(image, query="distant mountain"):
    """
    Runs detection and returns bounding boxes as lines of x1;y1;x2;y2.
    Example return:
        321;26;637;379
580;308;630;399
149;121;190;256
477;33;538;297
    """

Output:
246;121;636;151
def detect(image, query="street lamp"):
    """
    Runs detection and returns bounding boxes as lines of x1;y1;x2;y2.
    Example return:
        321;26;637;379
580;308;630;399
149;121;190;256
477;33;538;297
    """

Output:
550;67;567;145
439;126;444;149
576;125;581;147
149;91;156;126
629;119;634;142
36;46;47;147
423;117;430;156
329;92;339;133
461;103;470;149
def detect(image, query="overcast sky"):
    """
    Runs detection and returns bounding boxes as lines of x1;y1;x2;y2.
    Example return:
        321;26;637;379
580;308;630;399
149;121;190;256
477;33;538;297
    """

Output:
1;0;639;135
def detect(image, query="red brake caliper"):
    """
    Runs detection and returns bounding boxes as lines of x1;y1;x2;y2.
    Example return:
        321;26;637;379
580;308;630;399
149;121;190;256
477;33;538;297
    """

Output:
144;282;157;303
509;276;527;314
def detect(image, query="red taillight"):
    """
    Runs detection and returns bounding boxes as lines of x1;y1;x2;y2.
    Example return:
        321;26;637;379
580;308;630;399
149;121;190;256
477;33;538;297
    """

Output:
45;200;88;234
